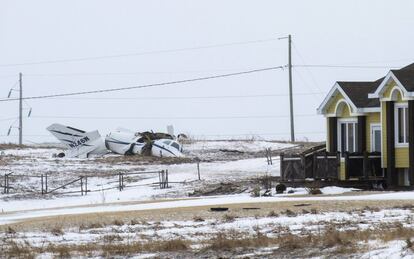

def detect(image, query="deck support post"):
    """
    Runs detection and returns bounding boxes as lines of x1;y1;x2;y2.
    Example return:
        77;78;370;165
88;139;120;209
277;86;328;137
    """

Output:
328;117;337;152
386;101;396;187
408;100;414;185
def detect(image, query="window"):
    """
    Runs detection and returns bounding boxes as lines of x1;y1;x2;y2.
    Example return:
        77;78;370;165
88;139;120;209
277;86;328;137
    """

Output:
371;124;381;152
338;120;358;153
171;142;180;150
395;104;409;146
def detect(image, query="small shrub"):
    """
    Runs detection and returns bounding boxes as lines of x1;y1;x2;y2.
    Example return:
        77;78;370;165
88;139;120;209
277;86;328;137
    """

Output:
112;219;124;226
319;228;355;251
103;234;123;243
130;219;140;225
79;222;104;231
302;209;310;214
6;226;16;234
406;238;414;251
307;188;322;195
50;226;64;236
223;214;236;222
193;216;205;222
268;210;279;217
279;233;307;250
305;181;322;195
251;186;261;197
52;244;71;258
6;240;37;259
157;239;189;251
207;232;273;251
284;209;297;217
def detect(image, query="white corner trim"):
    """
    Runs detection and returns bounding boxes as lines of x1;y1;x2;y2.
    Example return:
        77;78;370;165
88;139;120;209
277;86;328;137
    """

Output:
370;71;409;100
317;83;359;115
317;83;340;114
358;107;381;113
394;102;409;148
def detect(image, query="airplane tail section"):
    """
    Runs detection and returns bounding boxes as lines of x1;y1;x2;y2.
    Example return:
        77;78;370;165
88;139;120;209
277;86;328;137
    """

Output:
47;123;107;158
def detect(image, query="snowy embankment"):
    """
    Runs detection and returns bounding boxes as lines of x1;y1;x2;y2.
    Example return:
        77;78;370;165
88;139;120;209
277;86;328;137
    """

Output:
3;205;414;258
1;190;414;226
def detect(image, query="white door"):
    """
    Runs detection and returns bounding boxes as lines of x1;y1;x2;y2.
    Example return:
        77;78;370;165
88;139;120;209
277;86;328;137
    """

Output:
371;125;381;152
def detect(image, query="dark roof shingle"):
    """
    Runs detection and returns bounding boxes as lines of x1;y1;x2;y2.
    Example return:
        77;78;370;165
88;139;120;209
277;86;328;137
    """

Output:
332;63;414;109
337;79;382;108
391;63;414;91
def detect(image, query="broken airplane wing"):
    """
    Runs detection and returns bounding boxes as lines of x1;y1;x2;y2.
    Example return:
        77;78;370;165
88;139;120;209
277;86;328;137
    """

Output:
47;123;108;158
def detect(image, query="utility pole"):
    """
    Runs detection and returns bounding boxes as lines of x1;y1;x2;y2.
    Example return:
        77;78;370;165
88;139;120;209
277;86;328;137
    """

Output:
278;34;295;142
19;73;23;146
288;35;295;142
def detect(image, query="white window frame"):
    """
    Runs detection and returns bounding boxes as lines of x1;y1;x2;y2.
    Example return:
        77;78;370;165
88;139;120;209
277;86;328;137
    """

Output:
394;103;409;147
337;118;358;153
370;123;381;152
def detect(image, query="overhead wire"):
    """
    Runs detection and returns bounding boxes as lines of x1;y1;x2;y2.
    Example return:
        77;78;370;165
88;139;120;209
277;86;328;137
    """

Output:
291;42;325;94
0;38;279;67
294;64;399;69
30;113;318;120
0;66;285;102
22;68;265;77
40;92;325;101
292;67;321;102
0;131;326;138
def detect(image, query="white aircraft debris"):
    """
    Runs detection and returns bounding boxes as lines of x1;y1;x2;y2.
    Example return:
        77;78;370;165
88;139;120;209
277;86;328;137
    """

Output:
47;123;184;158
47;123;108;158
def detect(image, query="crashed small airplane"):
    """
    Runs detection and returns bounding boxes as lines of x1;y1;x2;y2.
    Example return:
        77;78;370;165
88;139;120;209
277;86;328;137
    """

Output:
47;123;184;158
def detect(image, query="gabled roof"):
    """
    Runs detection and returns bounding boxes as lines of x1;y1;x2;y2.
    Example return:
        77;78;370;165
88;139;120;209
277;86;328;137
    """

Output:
390;63;414;91
317;83;365;115
369;63;414;99
337;78;383;108
319;62;414;116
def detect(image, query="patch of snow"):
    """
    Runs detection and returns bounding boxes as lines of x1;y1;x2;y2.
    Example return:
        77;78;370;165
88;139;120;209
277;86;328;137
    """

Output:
183;140;294;153
321;186;359;195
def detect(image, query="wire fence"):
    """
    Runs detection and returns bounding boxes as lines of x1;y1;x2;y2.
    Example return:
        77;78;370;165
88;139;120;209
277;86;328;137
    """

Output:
1;170;169;196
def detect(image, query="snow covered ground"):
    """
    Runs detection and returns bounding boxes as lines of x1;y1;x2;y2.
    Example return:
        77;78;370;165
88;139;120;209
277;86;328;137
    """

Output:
2;140;414;258
0;141;291;213
3;205;414;258
183;140;293;153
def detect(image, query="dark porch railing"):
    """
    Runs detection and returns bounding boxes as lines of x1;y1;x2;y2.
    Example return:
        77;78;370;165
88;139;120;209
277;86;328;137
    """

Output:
281;147;382;181
344;151;382;179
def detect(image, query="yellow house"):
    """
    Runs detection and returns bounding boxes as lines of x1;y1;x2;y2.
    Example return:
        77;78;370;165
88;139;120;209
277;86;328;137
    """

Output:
317;63;414;187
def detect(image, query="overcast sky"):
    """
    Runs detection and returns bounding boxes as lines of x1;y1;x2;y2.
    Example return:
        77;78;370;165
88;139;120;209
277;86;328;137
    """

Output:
0;0;413;144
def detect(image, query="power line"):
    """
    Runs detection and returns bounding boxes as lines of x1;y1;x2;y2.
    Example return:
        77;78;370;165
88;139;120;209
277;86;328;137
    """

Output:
291;66;322;102
291;42;324;94
42;92;325;101
193;131;325;137
0;38;279;67
0;64;404;79
0;66;284;102
0;117;18;122
311;58;414;66
22;68;263;77
294;64;399;69
30;113;318;120
0;131;326;138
